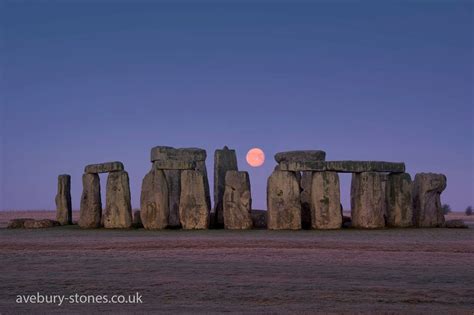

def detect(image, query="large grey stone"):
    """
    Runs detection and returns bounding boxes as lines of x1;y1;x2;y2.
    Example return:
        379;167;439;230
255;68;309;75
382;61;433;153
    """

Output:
179;170;210;229
195;160;211;213
103;171;132;229
223;171;252;229
386;173;413;227
300;171;312;229
213;146;238;227
311;171;342;229
163;169;181;228
79;173;102;229
150;146;206;163
140;169;169;229
275;150;326;163
267;170;301;230
279;160;405;173
413;173;447;227
251;210;267;229
351;172;385;228
55;174;72;225
153;160;195;170
84;161;124;174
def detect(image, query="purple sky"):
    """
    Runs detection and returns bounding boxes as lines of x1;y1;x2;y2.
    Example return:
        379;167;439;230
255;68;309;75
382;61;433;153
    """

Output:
1;2;473;211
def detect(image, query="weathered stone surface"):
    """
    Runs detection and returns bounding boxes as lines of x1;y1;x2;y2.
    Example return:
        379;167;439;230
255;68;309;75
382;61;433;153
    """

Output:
84;161;124;174
179;170;210;229
195;160;211;213
23;219;60;229
7;218;34;229
140;169;169;229
79;173;102;229
55;174;72;225
413;173;447;227
351;172;385;228
279;161;405;173
251;210;267;228
223;171;252;229
153;160;195;170
444;219;468;229
275;150;326;163
133;210;143;228
163;169;181;228
213;146;238;227
267;170;301;230
311;172;342;229
104;171;132;229
150;146;206;163
386;173;413;227
300;171;312;229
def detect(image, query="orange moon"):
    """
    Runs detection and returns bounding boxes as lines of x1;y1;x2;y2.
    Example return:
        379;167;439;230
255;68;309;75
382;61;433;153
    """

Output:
246;148;265;167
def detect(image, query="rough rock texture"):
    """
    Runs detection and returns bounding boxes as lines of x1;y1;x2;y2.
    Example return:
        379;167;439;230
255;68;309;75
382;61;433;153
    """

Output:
250;210;267;228
311;172;342;229
275;150;326;163
300;171;312;229
55;174;72;225
140;169;169;229
385;173;413;227
24;219;60;229
153;160;195;170
279;160;405;173
195;160;212;214
84;161;124;174
351;172;385;229
103;171;132;229
267;170;302;230
79;173;102;229
413;173;447;227
133;210;143;228
163;169;181;228
179;170;210;229
213;146;238;227
7;218;34;229
223;171;252;229
444;219;468;229
150;146;206;163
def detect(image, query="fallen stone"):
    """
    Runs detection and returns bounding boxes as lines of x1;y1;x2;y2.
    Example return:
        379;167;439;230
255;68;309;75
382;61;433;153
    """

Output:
163;169;181;228
300;171;312;229
179;170;210;229
351;172;385;228
140;169;169;229
23;219;60;229
311;171;342;229
213;146;238;228
251;210;267;229
150;146;206;163
386;173;413;227
103;171;133;229
55;174;72;225
84;161;124;174
267;170;301;230
413;173;447;227
79;173;102;229
133;210;143;228
7;218;34;229
275;150;326;163
444;219;468;228
223;171;253;229
153;160;195;170
279;160;405;173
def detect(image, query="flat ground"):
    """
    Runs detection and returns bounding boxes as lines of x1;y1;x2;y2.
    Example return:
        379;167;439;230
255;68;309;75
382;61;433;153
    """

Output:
0;211;473;314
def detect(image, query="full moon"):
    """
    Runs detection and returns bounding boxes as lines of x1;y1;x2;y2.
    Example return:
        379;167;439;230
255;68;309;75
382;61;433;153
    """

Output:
246;148;265;167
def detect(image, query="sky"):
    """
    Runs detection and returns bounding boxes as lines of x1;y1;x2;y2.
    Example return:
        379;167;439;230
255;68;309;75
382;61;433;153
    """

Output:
1;1;473;211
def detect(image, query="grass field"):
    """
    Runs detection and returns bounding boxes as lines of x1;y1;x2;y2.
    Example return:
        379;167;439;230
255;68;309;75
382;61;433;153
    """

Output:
0;211;473;314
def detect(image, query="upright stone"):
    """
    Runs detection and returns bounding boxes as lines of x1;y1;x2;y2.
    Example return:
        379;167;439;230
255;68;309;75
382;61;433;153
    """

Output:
413;173;447;227
140;169;169;229
386;173;413;227
195;160;212;215
300;171;312;229
163;169;181;228
104;171;132;229
55;174;72;225
267;170;301;230
311;171;342;229
351;172;385;228
213;146;238;227
179;170;210;229
79;173;102;228
223;171;252;229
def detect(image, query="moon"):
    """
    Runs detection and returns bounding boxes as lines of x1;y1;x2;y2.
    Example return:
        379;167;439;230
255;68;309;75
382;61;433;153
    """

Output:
246;148;265;167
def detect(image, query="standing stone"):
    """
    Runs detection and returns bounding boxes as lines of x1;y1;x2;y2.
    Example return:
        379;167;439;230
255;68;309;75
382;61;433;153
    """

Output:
195;160;211;213
386;173;413;227
311;171;342;229
267;170;301;230
213;146;238;227
79;173;102;229
413;173;447;227
223;171;252;229
104;171;132;229
55;174;72;225
351;172;385;228
163;169;181;228
140;169;169;229
179;170;210;229
300;171;312;229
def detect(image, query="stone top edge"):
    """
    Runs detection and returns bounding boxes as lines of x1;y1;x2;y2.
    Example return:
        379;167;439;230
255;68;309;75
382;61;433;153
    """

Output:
278;160;405;173
84;161;124;174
